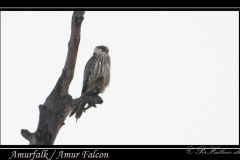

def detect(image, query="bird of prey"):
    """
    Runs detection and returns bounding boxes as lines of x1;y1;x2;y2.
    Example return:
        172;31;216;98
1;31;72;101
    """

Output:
70;45;111;120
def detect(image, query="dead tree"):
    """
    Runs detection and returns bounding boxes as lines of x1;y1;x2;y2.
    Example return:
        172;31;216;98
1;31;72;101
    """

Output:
21;11;89;145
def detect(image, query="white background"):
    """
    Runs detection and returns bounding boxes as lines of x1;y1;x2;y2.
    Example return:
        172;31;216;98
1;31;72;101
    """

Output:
1;11;239;145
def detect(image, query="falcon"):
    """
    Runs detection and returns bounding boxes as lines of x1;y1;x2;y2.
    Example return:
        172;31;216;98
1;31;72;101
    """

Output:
70;45;111;120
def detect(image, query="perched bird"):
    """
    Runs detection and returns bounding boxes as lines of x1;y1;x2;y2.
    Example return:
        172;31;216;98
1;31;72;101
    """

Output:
70;45;111;120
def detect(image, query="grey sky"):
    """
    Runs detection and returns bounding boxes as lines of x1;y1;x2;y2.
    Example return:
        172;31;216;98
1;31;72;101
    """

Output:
1;11;239;145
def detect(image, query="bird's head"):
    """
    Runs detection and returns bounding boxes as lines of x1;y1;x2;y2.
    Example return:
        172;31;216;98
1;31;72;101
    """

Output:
94;45;109;54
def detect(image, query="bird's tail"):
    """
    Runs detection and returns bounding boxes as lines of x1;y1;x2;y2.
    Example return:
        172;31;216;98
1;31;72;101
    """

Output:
69;100;87;121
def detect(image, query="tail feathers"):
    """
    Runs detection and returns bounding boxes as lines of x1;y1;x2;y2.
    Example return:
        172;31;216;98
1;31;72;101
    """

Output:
69;99;87;121
75;102;86;121
69;106;78;117
69;90;103;121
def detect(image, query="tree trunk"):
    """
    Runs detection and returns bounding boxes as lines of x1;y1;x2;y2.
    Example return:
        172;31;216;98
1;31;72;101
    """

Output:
21;11;85;145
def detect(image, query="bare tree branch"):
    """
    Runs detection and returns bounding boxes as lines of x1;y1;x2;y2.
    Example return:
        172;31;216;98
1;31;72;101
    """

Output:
21;11;85;145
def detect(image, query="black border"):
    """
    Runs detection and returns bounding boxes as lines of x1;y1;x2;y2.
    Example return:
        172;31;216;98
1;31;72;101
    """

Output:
0;145;240;148
0;7;240;11
0;11;1;146
0;0;239;7
0;7;239;159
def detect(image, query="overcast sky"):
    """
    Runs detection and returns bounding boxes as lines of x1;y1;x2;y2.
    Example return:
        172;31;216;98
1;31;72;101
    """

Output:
1;11;239;145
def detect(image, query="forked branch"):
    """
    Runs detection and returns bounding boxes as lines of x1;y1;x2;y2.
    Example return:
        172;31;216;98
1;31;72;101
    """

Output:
21;11;85;145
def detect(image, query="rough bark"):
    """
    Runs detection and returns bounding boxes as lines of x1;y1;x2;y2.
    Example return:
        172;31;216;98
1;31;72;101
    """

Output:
21;11;85;145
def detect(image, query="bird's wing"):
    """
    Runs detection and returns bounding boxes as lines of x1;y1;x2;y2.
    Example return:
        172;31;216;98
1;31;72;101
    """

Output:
81;56;95;94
